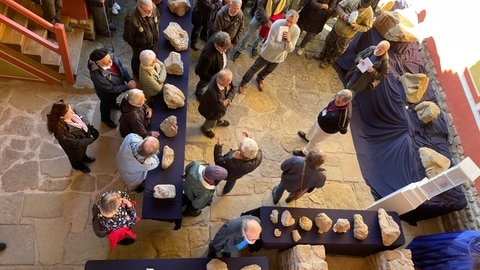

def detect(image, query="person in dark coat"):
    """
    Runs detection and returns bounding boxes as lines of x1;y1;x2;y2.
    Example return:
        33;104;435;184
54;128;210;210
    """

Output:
88;48;137;128
345;40;390;94
198;69;235;138
182;162;228;216
86;0;116;37
118;89;159;138
123;0;160;78
190;0;223;50
296;0;338;56
214;131;263;194
47;99;99;173
194;31;231;100
211;0;244;49
272;149;327;204
294;89;352;156
208;215;262;258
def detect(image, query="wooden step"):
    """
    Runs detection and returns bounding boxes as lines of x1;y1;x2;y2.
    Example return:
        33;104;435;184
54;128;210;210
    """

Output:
21;28;47;62
0;8;28;50
59;28;84;76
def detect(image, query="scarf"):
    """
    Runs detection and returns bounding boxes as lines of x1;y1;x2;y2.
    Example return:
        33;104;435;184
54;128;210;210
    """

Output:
265;0;286;18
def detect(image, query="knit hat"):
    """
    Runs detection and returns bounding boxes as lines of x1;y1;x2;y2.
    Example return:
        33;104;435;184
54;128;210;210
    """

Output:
204;165;228;181
241;137;259;159
89;48;109;61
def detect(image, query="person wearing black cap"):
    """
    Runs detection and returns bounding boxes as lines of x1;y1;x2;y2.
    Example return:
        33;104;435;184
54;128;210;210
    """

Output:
182;162;228;217
315;0;374;68
88;48;137;128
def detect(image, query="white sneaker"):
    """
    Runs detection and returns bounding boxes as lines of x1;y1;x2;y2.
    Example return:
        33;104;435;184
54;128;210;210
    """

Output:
112;6;118;15
113;2;121;10
296;47;304;56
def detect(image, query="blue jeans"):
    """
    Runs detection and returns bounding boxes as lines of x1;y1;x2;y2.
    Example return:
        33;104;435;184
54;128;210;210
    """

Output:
272;181;286;202
235;17;262;53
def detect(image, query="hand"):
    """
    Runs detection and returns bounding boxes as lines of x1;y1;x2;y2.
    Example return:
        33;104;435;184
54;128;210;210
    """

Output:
321;3;328;9
121;198;132;208
223;99;230;107
128;80;137;89
350;22;357;28
267;21;272;28
242;131;249;138
366;66;375;73
150;131;160;137
343;14;349;21
283;31;291;42
217;134;223;145
145;108;153;118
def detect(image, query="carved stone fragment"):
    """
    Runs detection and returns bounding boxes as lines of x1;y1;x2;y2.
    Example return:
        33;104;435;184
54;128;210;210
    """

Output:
163;83;185;109
160;115;178;137
163;22;189;52
167;0;191;17
332;218;350;233
164;51;184;76
378;208;401;246
270;209;279;224
153;184;176;199
399;72;429;103
419;147;451;178
240;264;261;270
161;145;174;169
274;228;281;237
315;213;332;234
299;216;313;231
414;101;440;123
206;258;227;270
281;210;295;227
292;230;301;242
353;214;369;240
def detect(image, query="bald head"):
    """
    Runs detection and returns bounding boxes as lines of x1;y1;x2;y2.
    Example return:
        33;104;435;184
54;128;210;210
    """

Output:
217;69;233;87
242;218;262;243
374;40;390;56
139;136;160;156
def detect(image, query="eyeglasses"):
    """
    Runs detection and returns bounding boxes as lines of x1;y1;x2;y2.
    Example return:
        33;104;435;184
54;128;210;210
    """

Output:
139;5;153;16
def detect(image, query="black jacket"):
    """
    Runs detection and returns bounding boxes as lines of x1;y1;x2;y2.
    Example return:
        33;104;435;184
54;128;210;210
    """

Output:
118;98;151;138
88;54;131;100
317;99;351;134
198;74;235;120
195;34;226;82
214;144;263;181
55;123;97;164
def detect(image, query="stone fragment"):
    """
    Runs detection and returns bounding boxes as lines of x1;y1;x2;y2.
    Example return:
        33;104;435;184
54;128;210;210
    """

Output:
399;73;429;103
332;218;350;233
274;228;281;237
240;264;261;270
419;147;451;178
270;209;279;224
153;184;176;199
163;83;185;109
414;101;441;123
164;51;184;76
206;258;227;270
161;145;174;169
167;0;191;17
299;216;313;231
160;115;178;137
353;214;369;240
315;213;332;234
281;210;295;227
163;22;189;52
292;230;301;242
378;208;401;246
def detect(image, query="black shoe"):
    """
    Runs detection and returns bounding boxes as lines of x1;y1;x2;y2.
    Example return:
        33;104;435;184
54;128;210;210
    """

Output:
272;186;279;205
195;91;203;101
208;246;217;258
73;164;91;173
82;155;96;163
232;51;241;61
108;22;117;31
221;252;231;257
292;150;305;157
201;126;215;138
285;192;297;203
297;131;309;142
134;181;145;193
183;208;202;217
102;120;117;128
0;243;6;252
251;47;258;58
216;120;230;127
191;43;199;51
118;238;135;245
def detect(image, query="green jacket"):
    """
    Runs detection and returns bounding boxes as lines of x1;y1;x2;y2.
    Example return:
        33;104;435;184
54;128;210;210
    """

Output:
182;162;216;210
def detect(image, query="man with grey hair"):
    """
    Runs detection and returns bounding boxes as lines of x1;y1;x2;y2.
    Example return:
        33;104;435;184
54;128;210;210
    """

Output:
123;0;160;78
239;10;300;93
294;89;353;156
194;31;231;100
198;69;235;138
116;134;160;192
212;0;244;49
119;89;160;138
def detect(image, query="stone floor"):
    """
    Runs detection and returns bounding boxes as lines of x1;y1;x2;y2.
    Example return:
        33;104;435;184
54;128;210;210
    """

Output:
0;1;444;269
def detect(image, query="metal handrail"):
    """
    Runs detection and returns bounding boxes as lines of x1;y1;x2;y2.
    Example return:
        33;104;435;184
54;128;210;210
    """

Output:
0;0;74;84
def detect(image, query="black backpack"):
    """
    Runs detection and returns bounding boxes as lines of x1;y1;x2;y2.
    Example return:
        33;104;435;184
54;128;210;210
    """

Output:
91;204;109;238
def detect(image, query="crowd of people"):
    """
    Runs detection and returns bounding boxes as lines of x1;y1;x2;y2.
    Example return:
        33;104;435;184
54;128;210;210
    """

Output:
41;0;389;257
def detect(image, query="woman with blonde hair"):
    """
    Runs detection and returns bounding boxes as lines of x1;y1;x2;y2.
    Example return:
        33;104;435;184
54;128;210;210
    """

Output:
47;99;99;173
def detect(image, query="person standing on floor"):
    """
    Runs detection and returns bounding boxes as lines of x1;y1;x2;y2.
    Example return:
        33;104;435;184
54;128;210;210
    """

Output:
118;89;160;138
295;0;338;56
211;0;244;51
294;89;352;156
86;0;117;37
214;132;263;194
123;0;160;78
208;215;262;258
194;31;231;100
88;48;137;128
238;9;300;93
315;0;374;68
198;69;235;138
116;134;160;192
272;149;326;204
190;0;223;50
345;40;390;94
47;99;99;173
40;0;73;33
182;162;228;216
138;49;167;102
